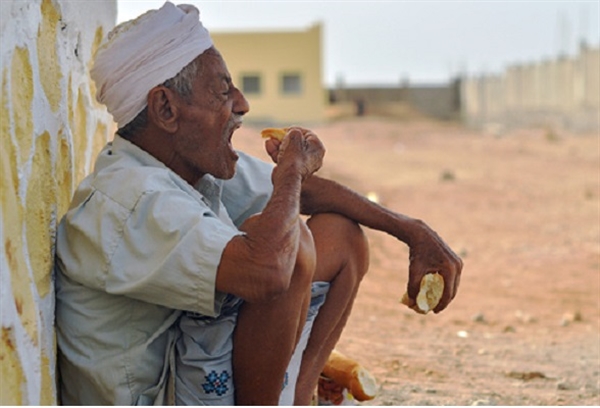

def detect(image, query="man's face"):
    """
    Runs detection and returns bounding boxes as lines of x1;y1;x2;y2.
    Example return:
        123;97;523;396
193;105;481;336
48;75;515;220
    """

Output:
172;48;249;182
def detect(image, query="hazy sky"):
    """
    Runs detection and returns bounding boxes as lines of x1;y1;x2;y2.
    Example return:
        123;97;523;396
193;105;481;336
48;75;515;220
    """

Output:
117;1;600;86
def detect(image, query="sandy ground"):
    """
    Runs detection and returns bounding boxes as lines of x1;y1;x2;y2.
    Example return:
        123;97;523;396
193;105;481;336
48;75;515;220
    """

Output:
233;118;600;406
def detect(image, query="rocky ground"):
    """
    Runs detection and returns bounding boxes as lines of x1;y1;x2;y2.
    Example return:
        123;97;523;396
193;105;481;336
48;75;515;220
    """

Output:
234;117;599;406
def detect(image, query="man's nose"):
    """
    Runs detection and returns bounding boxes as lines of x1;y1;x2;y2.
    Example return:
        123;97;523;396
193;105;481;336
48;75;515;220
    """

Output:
233;87;250;116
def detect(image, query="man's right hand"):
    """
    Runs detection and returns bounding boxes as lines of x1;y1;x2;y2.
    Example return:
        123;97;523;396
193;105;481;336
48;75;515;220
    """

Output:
216;128;324;303
265;127;325;181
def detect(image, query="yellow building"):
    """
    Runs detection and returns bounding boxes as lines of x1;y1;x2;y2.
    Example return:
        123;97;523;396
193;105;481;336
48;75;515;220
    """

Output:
211;23;326;125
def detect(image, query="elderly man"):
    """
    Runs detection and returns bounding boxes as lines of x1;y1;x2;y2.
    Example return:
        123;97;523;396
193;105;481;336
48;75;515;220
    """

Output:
55;2;462;405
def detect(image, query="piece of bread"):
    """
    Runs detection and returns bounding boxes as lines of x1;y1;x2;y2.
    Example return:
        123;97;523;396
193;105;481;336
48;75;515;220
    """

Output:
260;127;288;141
321;349;378;401
400;272;445;314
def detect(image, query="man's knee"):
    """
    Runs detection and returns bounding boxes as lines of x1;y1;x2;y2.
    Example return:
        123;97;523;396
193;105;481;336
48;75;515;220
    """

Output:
307;213;369;282
294;218;317;286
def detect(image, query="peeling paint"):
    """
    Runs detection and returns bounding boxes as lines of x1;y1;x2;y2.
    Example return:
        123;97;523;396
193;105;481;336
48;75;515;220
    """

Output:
0;0;116;404
73;86;89;181
26;132;55;298
11;46;34;166
56;128;73;218
38;0;62;112
0;127;37;345
1;327;25;405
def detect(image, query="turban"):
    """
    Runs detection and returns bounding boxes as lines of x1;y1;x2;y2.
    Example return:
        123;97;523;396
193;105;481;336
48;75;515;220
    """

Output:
91;2;213;129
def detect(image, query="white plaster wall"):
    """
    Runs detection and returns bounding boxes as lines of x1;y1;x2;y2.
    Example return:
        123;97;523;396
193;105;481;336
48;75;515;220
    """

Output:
0;0;116;404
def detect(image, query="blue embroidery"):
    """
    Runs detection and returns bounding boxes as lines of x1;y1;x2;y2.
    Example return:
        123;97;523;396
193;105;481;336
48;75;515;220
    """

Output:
282;371;289;390
202;370;230;396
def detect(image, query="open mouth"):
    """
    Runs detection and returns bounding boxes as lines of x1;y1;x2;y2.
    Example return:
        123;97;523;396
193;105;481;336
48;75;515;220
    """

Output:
227;120;242;157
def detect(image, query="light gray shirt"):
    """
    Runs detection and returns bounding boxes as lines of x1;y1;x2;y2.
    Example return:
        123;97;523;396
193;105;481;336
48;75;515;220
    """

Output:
55;135;273;405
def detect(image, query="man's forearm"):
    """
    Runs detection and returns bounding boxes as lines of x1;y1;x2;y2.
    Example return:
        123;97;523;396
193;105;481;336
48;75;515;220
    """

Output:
245;162;304;251
261;163;301;230
300;175;423;245
216;163;305;302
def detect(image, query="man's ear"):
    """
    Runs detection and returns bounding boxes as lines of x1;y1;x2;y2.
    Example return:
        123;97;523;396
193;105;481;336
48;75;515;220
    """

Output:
147;86;180;133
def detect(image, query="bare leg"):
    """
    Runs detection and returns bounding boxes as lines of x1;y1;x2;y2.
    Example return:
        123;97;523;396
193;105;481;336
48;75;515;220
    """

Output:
232;219;316;405
294;213;369;404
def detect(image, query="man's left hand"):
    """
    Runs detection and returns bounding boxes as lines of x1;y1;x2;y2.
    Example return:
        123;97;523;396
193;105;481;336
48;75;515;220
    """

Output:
405;221;463;313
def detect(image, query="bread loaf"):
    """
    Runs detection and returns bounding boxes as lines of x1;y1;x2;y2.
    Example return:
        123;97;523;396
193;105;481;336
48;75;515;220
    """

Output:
401;272;445;314
260;127;288;141
321;349;378;401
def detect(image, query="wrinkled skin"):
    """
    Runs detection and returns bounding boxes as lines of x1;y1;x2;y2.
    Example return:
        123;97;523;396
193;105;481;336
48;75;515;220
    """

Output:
265;127;463;315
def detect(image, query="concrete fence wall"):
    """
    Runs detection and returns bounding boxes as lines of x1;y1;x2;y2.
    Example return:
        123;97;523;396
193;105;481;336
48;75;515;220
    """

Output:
461;44;600;133
0;0;116;404
329;80;462;122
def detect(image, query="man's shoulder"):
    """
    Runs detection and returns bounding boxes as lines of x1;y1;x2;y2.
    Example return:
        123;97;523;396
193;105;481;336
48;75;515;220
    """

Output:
88;144;190;210
76;167;169;215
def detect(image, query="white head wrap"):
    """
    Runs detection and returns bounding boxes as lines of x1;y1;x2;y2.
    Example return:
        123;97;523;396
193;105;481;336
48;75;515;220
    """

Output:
91;2;213;128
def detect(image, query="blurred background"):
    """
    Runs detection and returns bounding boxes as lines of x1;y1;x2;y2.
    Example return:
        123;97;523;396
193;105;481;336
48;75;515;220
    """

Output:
118;0;600;132
116;3;600;404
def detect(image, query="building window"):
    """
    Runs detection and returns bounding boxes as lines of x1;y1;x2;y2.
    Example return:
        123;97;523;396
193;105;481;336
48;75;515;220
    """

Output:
281;73;302;95
241;74;261;95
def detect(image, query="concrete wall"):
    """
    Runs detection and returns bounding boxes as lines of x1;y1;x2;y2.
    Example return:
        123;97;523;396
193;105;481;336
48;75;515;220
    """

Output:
0;0;116;404
461;44;600;133
212;24;326;125
328;80;462;121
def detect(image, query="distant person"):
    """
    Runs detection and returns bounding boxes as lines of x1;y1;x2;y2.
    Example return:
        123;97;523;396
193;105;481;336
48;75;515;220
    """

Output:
355;98;366;116
54;2;462;405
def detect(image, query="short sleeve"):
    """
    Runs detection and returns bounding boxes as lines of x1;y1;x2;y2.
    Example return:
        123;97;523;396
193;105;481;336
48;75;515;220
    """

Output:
107;188;242;317
221;151;274;227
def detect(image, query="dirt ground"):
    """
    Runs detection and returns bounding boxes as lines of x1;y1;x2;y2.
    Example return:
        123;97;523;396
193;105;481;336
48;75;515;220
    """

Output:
234;117;599;406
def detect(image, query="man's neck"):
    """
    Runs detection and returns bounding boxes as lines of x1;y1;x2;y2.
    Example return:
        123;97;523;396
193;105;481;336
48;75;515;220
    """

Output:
128;129;204;186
